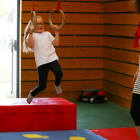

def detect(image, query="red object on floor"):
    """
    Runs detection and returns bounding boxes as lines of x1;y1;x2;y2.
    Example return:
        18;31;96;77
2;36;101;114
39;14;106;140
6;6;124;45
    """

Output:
89;127;139;140
0;98;77;132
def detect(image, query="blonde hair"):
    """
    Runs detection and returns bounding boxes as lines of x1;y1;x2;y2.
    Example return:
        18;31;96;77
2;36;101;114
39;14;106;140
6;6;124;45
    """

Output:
22;16;44;53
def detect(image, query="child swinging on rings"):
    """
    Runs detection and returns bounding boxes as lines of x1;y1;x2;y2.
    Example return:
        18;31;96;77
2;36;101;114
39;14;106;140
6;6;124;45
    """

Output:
22;16;63;104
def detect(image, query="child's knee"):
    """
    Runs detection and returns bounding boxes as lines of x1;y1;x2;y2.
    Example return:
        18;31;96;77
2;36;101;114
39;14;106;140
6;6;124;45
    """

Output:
39;84;46;91
55;70;63;77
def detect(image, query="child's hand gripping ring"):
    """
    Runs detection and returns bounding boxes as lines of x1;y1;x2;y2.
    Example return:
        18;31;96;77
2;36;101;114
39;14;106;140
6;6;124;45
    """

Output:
49;9;65;30
30;11;37;32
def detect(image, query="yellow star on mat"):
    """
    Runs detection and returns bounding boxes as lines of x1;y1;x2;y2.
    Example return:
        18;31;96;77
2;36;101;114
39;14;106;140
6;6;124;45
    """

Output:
23;134;49;138
69;136;86;140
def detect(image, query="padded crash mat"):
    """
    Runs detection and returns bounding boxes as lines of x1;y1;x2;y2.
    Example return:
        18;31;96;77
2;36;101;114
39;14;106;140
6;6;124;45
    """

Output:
0;98;76;132
0;129;107;140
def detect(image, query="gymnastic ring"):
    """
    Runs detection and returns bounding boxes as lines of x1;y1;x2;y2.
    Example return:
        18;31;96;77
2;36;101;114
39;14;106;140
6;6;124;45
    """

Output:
30;11;37;32
49;9;65;30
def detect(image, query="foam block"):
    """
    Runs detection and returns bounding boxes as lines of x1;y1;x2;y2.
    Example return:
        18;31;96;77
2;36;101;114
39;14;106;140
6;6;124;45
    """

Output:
0;129;107;140
0;98;77;132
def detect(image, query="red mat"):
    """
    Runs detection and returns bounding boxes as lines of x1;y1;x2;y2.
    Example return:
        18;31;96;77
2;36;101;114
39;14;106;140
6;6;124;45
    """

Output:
89;127;139;140
0;98;76;132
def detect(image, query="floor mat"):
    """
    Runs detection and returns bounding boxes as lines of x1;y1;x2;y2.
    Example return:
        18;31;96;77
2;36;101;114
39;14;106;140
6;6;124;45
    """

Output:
90;127;139;140
0;129;107;140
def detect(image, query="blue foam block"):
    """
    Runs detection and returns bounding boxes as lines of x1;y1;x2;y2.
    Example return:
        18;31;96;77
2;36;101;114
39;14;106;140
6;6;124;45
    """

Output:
0;129;107;140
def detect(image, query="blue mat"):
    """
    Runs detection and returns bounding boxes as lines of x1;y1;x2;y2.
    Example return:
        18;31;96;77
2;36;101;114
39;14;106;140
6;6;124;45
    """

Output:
0;129;107;140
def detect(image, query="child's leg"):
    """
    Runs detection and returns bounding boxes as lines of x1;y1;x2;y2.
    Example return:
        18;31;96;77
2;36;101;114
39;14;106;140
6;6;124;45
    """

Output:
130;93;140;139
27;63;50;103
31;64;50;96
136;126;140;140
50;60;63;95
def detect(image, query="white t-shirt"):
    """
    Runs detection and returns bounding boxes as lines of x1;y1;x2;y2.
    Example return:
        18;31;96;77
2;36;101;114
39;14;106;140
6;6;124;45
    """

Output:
26;31;59;67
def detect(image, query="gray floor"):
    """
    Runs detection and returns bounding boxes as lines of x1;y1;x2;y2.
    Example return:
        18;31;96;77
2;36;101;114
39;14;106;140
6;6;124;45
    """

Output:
70;100;135;129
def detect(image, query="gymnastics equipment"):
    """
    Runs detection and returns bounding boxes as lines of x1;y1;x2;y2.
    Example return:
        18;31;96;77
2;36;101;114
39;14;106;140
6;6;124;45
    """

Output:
0;98;76;132
49;0;65;30
30;0;37;32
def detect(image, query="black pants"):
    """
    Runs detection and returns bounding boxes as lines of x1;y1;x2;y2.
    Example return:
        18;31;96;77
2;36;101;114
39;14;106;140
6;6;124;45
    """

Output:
30;60;63;96
130;93;140;126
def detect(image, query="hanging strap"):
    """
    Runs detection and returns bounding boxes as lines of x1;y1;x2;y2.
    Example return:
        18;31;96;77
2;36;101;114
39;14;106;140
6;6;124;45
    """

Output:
133;22;140;48
32;0;35;11
56;0;61;12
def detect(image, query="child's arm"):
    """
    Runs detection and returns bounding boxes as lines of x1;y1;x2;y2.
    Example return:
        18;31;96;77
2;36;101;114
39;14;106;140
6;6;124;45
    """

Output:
133;67;139;84
52;25;59;47
28;25;34;48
